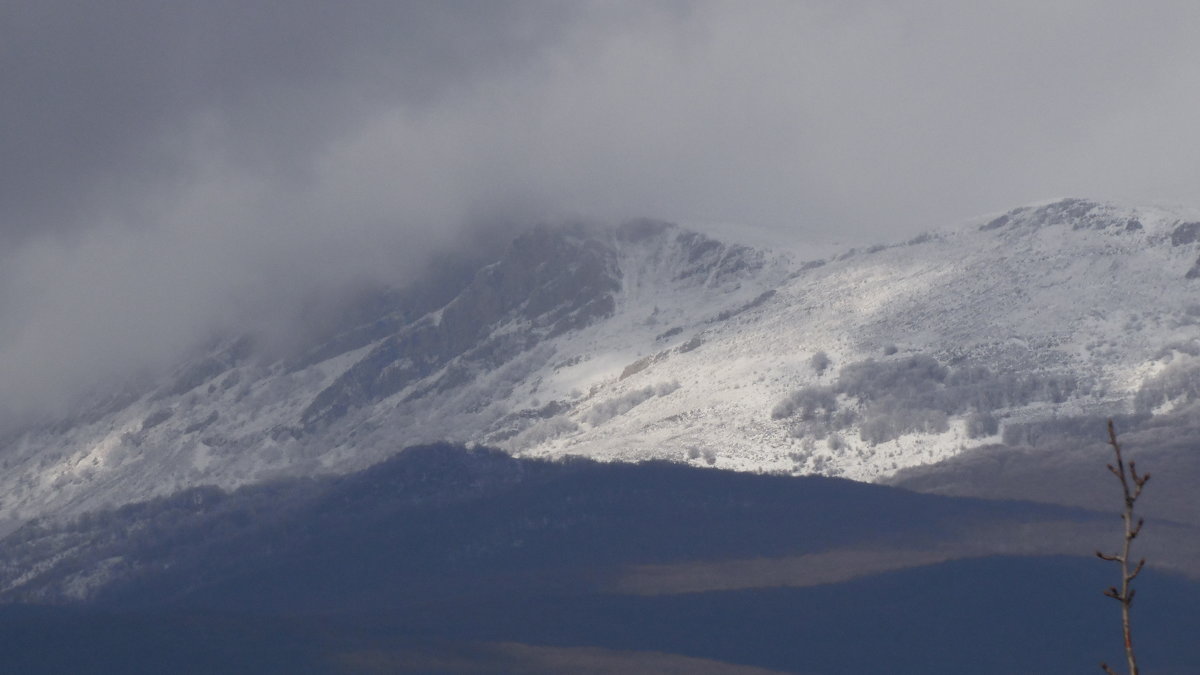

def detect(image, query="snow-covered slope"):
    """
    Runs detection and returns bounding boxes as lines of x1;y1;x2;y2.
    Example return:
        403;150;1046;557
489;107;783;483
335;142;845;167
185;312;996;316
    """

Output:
4;199;1200;521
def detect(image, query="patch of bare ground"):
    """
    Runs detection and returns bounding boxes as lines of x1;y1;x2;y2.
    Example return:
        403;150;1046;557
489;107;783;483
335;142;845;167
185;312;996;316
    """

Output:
612;520;1200;596
333;641;796;674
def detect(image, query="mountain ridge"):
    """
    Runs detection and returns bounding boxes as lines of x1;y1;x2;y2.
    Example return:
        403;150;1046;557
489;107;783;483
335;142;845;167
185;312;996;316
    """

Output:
3;198;1200;520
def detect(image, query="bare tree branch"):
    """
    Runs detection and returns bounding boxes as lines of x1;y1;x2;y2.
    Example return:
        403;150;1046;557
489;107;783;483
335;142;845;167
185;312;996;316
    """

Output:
1097;419;1147;675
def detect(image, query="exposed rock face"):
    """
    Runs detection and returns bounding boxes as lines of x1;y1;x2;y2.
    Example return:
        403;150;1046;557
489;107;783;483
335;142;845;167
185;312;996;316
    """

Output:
302;226;622;429
1171;221;1200;246
983;198;1145;234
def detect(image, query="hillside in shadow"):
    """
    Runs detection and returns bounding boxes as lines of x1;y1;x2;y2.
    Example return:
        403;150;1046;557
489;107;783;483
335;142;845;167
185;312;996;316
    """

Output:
0;444;1196;673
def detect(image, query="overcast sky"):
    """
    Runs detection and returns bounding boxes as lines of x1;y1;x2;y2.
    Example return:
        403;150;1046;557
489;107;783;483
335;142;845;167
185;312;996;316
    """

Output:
3;0;1200;425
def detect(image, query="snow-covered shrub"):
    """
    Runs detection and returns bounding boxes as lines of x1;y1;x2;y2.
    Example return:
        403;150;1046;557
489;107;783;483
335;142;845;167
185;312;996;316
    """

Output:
686;446;717;465
508;416;580;448
583;381;679;425
810;350;832;375
964;411;999;439
654;380;681;396
771;385;837;421
1135;359;1200;412
774;353;1079;445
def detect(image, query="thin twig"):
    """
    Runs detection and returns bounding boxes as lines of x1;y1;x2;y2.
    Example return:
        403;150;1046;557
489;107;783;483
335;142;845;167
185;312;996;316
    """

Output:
1095;419;1149;675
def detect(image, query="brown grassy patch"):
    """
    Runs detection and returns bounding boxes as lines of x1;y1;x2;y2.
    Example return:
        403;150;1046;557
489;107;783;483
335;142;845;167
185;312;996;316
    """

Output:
611;520;1200;596
333;641;794;674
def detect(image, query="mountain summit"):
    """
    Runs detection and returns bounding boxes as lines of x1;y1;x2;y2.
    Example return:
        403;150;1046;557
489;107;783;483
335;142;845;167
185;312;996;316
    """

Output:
5;199;1200;520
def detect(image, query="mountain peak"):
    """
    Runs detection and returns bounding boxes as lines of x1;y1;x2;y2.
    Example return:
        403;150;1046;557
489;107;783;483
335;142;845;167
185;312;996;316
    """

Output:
4;203;1200;520
976;197;1200;241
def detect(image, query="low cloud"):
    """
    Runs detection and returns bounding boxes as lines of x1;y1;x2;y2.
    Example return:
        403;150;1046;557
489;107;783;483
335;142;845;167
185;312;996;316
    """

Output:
2;1;1200;426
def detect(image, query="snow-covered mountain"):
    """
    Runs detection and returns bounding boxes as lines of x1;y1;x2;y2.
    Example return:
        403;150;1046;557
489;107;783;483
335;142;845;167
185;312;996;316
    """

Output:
5;198;1200;521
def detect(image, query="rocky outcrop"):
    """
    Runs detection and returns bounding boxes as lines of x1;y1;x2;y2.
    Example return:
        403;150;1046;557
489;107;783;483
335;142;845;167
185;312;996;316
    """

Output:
301;226;621;428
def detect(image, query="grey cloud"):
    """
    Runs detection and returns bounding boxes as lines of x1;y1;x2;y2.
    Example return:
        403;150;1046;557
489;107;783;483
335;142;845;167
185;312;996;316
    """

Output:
0;0;582;242
2;1;1200;426
0;0;597;423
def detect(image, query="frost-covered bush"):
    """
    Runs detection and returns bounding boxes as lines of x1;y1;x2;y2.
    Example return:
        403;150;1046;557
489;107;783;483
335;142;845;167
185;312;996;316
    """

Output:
859;405;948;445
964;411;999;439
1135;360;1200;412
771;385;837;421
837;354;948;402
583;381;679;425
654;380;681;396
773;353;1079;445
508;416;580;448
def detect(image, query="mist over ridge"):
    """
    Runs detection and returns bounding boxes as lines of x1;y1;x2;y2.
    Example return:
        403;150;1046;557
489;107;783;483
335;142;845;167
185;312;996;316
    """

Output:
0;198;1196;529
6;2;1200;430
